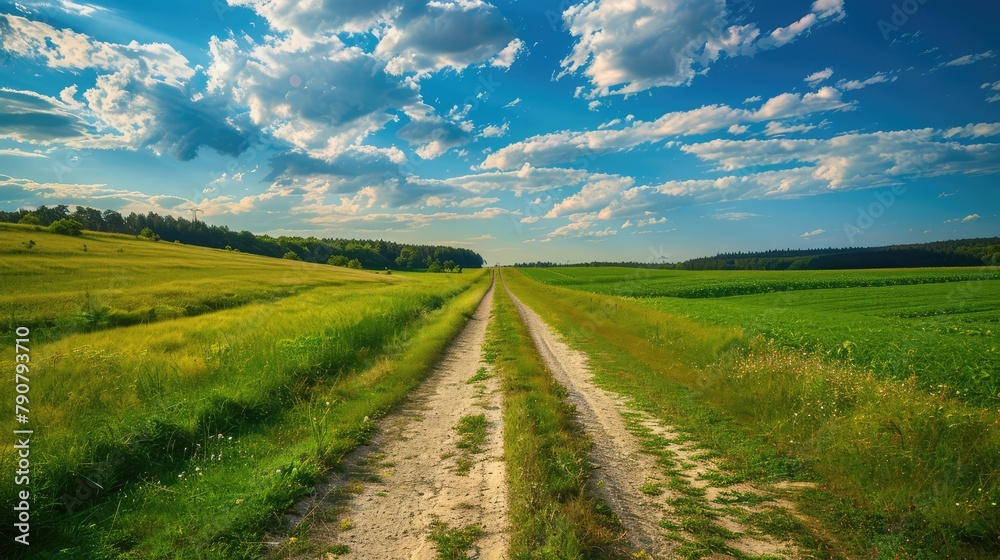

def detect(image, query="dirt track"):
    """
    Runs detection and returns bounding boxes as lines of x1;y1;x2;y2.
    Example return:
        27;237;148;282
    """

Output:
501;277;798;559
291;273;802;559
291;278;508;559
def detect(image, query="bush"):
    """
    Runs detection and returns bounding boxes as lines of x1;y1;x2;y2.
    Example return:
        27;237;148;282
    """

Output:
49;218;84;236
283;251;302;261
138;227;160;241
18;213;40;225
327;255;349;266
347;258;363;270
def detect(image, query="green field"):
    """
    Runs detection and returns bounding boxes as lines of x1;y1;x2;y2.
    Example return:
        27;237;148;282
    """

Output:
0;224;489;558
520;266;1000;405
511;266;1000;557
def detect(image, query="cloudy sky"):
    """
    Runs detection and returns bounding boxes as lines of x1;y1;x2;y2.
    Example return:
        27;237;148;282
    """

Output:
0;0;997;264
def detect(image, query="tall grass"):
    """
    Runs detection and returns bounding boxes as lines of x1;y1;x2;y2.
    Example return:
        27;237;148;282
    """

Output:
487;275;627;559
505;268;1000;558
0;239;487;557
0;223;384;342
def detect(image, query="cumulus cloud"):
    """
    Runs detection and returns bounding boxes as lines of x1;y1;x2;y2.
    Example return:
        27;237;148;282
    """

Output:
480;122;509;138
482;86;852;169
228;0;403;36
209;34;424;159
376;1;516;76
559;0;846;96
801;228;826;238
763;121;817;136
0;15;254;159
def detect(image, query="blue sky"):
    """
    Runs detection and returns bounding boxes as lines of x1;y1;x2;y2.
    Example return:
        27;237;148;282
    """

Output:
0;0;997;264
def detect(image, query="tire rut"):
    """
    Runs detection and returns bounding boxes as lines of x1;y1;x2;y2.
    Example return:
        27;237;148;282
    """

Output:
501;276;800;559
287;278;508;559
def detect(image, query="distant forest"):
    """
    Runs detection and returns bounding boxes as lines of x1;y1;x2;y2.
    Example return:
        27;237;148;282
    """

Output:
516;238;1000;270
1;205;485;270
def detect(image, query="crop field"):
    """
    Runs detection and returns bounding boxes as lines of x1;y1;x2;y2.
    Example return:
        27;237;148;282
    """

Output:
0;225;490;558
5;222;1000;559
512;266;1000;557
521;266;1000;405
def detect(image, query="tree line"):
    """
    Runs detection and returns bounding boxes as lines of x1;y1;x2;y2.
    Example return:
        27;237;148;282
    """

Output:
2;205;485;271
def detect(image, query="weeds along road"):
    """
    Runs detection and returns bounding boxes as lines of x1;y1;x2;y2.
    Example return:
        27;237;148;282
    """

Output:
288;270;800;558
288;275;509;559
499;272;799;559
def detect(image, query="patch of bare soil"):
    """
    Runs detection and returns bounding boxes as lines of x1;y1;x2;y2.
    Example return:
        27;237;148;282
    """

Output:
285;279;508;559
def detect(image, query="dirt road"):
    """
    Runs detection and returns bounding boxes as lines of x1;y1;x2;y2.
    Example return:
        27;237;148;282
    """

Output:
293;278;508;559
501;277;798;559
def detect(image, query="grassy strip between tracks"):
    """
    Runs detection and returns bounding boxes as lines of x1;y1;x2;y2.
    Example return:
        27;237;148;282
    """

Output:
7;271;491;559
487;275;629;559
504;268;1000;560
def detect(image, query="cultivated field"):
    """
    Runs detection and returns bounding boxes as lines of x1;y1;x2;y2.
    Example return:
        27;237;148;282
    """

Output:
4;224;999;559
514;266;1000;557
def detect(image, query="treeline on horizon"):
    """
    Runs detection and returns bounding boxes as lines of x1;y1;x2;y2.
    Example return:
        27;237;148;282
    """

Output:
1;205;485;270
515;237;1000;270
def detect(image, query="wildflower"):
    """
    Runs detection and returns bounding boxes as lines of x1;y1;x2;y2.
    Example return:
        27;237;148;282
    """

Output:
236;498;245;505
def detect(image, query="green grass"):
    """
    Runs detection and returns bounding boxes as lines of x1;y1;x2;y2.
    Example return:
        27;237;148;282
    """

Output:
488;275;628;559
505;268;1000;559
0;223;390;343
520;266;1000;405
0;231;490;559
428;520;483;559
455;414;488;454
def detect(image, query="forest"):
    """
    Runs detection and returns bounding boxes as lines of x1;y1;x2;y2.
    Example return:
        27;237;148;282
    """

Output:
0;205;485;270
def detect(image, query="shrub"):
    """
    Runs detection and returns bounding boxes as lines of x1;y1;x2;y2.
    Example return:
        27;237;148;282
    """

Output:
18;213;41;225
283;251;302;261
347;258;363;270
327;255;349;266
49;218;84;236
138;227;160;241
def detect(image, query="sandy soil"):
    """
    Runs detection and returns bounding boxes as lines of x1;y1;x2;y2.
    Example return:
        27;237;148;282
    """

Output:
501;278;800;559
290;278;508;559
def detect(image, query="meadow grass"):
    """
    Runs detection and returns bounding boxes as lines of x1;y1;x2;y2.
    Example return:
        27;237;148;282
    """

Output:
505;268;1000;558
520;266;1000;405
0;223;384;342
0;234;489;558
487;275;628;559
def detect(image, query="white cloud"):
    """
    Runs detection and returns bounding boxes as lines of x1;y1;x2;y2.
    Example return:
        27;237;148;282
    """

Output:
743;95;762;105
935;50;995;69
559;0;845;96
588;100;602;111
545;175;635;218
805;67;833;88
482;86;852;169
801;228;826;238
764;121;817;136
836;71;896;91
945;214;981;223
469;233;495;240
481;122;509;138
637;217;667;227
376;1;516;76
621;219;633;229
503;97;522;108
942;123;1000;139
491;38;525;68
712;212;765;221
727;124;748;135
